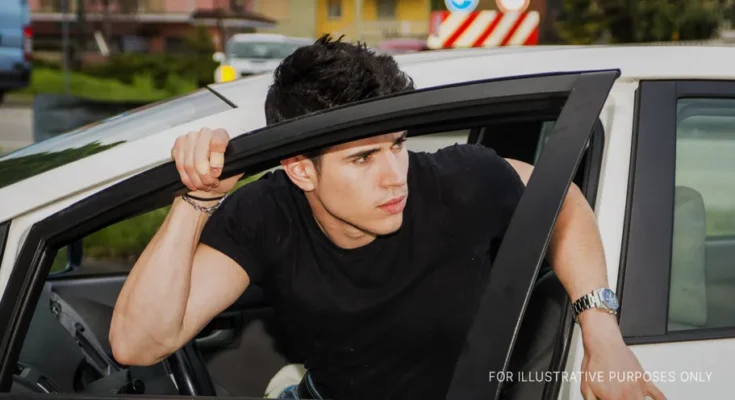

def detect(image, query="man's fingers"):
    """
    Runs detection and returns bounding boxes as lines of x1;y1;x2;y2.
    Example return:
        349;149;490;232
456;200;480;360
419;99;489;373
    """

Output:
174;145;196;191
581;383;597;400
210;128;230;154
209;129;229;176
645;381;667;400
194;128;213;176
185;134;208;190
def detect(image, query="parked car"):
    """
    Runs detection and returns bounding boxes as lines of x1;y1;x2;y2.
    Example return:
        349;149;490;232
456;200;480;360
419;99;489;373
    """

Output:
213;33;313;82
0;45;734;400
0;0;31;104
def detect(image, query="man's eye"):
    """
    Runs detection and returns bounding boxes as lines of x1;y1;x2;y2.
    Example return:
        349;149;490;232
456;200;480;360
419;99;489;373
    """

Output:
393;139;407;149
354;154;371;164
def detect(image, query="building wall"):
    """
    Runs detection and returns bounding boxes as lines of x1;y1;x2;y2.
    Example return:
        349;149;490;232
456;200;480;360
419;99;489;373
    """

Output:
316;0;431;44
252;0;317;39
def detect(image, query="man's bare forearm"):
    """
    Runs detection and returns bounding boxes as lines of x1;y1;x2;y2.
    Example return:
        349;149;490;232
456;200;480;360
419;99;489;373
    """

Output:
548;184;622;343
548;184;609;301
110;198;209;364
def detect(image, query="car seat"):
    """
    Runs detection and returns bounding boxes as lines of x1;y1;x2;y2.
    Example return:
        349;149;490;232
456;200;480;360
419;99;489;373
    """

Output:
667;186;708;331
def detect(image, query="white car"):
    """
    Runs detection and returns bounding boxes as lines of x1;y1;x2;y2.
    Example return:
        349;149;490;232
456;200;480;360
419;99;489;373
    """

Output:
0;46;734;400
213;33;313;80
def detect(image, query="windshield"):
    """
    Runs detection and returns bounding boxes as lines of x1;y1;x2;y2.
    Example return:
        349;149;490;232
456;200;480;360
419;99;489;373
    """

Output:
228;41;303;60
0;88;232;189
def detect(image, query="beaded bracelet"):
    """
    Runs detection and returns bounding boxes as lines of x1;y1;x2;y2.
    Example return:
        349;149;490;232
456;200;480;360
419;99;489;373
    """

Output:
181;193;228;216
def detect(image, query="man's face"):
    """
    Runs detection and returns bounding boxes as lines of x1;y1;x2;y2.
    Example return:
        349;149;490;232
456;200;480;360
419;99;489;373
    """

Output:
308;131;410;236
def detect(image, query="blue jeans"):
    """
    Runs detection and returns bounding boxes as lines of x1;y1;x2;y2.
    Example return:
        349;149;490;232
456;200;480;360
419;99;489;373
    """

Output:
277;385;300;399
276;373;324;399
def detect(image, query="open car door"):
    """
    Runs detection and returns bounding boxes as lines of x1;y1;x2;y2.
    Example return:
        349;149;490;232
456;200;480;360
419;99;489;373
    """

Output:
447;72;618;399
0;69;618;399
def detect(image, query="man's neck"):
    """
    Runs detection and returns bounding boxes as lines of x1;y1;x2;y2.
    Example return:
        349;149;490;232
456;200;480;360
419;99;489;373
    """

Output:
305;193;376;250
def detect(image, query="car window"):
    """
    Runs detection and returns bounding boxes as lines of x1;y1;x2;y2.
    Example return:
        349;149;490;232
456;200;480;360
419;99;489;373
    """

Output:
0;89;232;190
668;98;735;332
47;174;265;276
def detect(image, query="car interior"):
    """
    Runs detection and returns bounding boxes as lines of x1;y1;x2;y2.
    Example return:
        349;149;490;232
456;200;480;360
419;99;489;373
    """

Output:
669;102;735;331
11;113;604;399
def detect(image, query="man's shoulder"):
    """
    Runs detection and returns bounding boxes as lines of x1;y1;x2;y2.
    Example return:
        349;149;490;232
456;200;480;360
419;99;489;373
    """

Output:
216;169;295;221
228;169;293;201
408;143;523;207
409;143;509;178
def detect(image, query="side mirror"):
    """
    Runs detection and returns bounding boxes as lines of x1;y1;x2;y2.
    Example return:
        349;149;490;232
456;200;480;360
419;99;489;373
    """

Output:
213;52;225;63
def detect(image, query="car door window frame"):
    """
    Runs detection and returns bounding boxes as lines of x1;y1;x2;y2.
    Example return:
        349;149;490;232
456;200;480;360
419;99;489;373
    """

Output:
0;70;617;395
619;80;735;344
446;71;618;399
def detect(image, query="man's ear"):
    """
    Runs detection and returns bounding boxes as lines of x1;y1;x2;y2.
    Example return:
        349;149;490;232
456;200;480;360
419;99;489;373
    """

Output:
281;156;317;192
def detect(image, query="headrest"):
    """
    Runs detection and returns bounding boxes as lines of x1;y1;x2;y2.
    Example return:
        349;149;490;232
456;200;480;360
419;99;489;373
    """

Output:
668;186;707;329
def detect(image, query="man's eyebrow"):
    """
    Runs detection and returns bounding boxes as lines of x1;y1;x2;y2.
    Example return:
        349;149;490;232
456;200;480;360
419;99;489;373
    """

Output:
395;131;408;143
344;147;380;160
343;133;408;160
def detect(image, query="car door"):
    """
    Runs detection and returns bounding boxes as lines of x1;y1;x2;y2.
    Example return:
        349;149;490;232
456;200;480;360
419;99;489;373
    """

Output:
617;80;735;398
0;69;618;400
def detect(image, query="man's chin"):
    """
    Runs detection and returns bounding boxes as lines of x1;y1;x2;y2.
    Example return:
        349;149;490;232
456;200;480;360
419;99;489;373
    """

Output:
372;216;404;237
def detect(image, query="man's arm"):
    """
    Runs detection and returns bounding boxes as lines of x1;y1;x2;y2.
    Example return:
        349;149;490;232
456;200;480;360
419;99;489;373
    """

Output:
505;158;666;399
110;128;248;366
504;159;609;316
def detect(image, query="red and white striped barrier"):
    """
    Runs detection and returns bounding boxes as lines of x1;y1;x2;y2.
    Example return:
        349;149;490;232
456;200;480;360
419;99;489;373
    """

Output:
427;10;540;49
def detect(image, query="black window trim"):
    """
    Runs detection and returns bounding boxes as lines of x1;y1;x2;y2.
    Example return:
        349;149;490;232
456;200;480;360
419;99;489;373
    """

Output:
0;70;619;392
619;80;735;345
0;221;9;270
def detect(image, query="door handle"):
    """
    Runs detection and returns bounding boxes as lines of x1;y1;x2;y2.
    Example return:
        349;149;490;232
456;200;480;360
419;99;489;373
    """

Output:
195;328;236;349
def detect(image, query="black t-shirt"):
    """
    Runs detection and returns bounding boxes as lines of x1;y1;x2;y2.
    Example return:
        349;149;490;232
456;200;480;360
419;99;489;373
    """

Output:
200;143;525;400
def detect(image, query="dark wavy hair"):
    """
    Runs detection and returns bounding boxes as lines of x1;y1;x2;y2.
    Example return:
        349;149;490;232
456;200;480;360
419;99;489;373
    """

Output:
264;34;415;169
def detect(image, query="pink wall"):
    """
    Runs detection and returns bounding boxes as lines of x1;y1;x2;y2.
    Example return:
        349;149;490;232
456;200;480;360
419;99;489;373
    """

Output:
29;0;245;13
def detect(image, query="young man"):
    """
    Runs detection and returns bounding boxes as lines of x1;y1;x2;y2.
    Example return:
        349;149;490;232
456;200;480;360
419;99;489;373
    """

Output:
110;36;665;400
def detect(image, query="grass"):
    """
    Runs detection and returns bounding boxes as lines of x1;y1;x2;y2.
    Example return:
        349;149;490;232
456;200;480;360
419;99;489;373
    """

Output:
49;173;265;275
9;67;198;103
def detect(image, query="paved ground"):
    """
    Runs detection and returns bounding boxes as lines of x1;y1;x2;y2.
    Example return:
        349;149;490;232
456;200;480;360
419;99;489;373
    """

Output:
0;105;33;155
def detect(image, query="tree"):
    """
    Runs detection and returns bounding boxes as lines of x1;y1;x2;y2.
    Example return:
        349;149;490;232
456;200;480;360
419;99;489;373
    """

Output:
554;0;606;44
555;0;724;44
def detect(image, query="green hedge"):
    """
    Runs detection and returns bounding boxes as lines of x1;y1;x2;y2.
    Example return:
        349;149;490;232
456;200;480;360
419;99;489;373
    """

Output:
13;67;192;102
81;53;218;90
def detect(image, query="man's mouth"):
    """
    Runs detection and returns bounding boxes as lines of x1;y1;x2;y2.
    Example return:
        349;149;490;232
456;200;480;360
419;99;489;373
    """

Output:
378;195;407;214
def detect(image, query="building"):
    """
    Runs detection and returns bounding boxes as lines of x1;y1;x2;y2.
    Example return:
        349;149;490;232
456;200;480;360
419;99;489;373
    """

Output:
316;0;431;46
314;0;552;48
28;0;279;54
249;0;317;39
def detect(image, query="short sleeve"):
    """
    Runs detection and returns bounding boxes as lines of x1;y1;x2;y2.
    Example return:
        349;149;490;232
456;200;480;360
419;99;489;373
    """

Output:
465;144;526;260
432;143;525;251
199;177;275;285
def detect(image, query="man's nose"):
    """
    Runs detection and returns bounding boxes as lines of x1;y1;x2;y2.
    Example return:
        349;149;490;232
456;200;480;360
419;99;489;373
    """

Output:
381;153;407;187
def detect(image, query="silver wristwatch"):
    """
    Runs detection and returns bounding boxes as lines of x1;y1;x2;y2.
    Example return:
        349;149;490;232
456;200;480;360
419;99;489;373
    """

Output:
571;287;619;323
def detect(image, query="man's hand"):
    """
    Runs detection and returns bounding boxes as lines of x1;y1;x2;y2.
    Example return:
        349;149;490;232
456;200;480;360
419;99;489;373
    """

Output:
579;312;667;400
171;127;243;197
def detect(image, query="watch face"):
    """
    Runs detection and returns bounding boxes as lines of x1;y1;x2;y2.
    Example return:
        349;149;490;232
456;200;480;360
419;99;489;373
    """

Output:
600;288;619;310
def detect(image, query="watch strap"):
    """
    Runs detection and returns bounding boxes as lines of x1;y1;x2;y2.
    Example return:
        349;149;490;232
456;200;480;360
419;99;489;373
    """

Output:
571;289;617;323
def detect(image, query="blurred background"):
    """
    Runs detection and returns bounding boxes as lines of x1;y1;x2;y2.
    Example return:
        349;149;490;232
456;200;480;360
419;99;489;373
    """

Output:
1;0;735;155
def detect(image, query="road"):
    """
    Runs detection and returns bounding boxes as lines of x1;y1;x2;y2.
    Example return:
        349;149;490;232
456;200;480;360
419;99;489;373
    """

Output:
0;105;33;155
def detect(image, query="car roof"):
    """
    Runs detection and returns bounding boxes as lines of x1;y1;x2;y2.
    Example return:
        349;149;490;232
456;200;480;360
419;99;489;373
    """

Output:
2;45;735;221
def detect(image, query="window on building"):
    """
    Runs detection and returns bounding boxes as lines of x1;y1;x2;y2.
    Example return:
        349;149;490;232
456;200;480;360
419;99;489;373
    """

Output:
328;0;342;19
667;98;735;332
377;0;397;18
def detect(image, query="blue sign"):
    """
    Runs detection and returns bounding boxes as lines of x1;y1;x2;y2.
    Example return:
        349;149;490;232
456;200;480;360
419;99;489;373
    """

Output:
445;0;479;12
